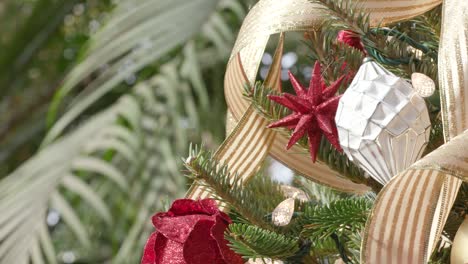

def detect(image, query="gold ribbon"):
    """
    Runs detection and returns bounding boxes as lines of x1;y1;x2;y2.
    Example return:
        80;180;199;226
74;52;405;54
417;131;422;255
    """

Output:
186;34;286;199
362;130;467;263
186;0;468;263
362;1;467;262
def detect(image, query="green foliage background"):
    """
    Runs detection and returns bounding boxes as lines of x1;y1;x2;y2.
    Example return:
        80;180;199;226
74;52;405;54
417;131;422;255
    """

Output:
0;1;465;263
0;0;254;263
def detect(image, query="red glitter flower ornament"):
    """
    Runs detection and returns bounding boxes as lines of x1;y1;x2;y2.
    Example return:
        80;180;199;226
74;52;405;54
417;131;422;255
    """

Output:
267;62;344;162
337;30;365;52
141;199;243;264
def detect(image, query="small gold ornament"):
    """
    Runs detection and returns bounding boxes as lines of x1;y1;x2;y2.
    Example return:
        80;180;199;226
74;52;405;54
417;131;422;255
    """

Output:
451;217;468;264
272;186;310;226
272;185;311;226
272;198;295;226
411;72;436;98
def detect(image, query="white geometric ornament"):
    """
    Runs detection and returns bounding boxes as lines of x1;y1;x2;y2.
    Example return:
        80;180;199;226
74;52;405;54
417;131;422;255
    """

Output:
335;58;431;185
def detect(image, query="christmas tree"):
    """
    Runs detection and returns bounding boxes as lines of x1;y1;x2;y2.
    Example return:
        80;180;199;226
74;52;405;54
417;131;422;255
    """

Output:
142;0;467;263
0;0;466;263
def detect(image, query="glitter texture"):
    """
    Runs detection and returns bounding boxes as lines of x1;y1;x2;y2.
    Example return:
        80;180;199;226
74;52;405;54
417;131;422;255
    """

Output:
268;61;344;162
141;199;243;264
272;198;295;226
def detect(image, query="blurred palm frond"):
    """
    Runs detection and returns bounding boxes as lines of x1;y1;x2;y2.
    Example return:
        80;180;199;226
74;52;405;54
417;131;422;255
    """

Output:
0;0;249;263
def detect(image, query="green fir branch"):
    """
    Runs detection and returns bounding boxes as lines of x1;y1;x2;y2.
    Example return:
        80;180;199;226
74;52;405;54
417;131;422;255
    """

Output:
345;232;364;263
408;6;442;44
300;198;372;240
184;147;378;262
310;0;440;80
309;236;341;259
311;0;439;74
184;147;286;231
226;223;300;260
369;28;436;60
310;0;370;35
293;177;342;205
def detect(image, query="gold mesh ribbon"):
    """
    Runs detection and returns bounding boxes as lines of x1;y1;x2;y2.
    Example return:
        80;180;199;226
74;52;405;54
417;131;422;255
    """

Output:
186;0;468;262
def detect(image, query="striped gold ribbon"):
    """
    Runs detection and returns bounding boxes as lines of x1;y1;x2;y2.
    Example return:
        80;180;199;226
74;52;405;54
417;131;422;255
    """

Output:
185;0;468;263
225;0;375;194
363;1;467;262
362;130;467;263
186;34;286;199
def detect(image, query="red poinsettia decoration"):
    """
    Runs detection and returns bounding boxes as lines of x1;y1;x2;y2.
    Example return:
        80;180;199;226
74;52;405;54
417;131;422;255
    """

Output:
141;199;243;264
267;61;344;162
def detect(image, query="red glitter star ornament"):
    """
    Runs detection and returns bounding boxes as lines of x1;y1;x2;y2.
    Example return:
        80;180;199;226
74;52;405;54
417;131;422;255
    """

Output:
267;61;344;162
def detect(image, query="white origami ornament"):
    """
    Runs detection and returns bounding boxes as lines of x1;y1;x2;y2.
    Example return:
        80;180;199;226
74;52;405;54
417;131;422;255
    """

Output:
335;58;431;185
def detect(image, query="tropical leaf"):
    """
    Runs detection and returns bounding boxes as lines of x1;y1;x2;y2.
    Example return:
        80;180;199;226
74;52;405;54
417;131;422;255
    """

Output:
0;101;117;263
0;0;248;262
44;0;223;145
0;0;112;173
